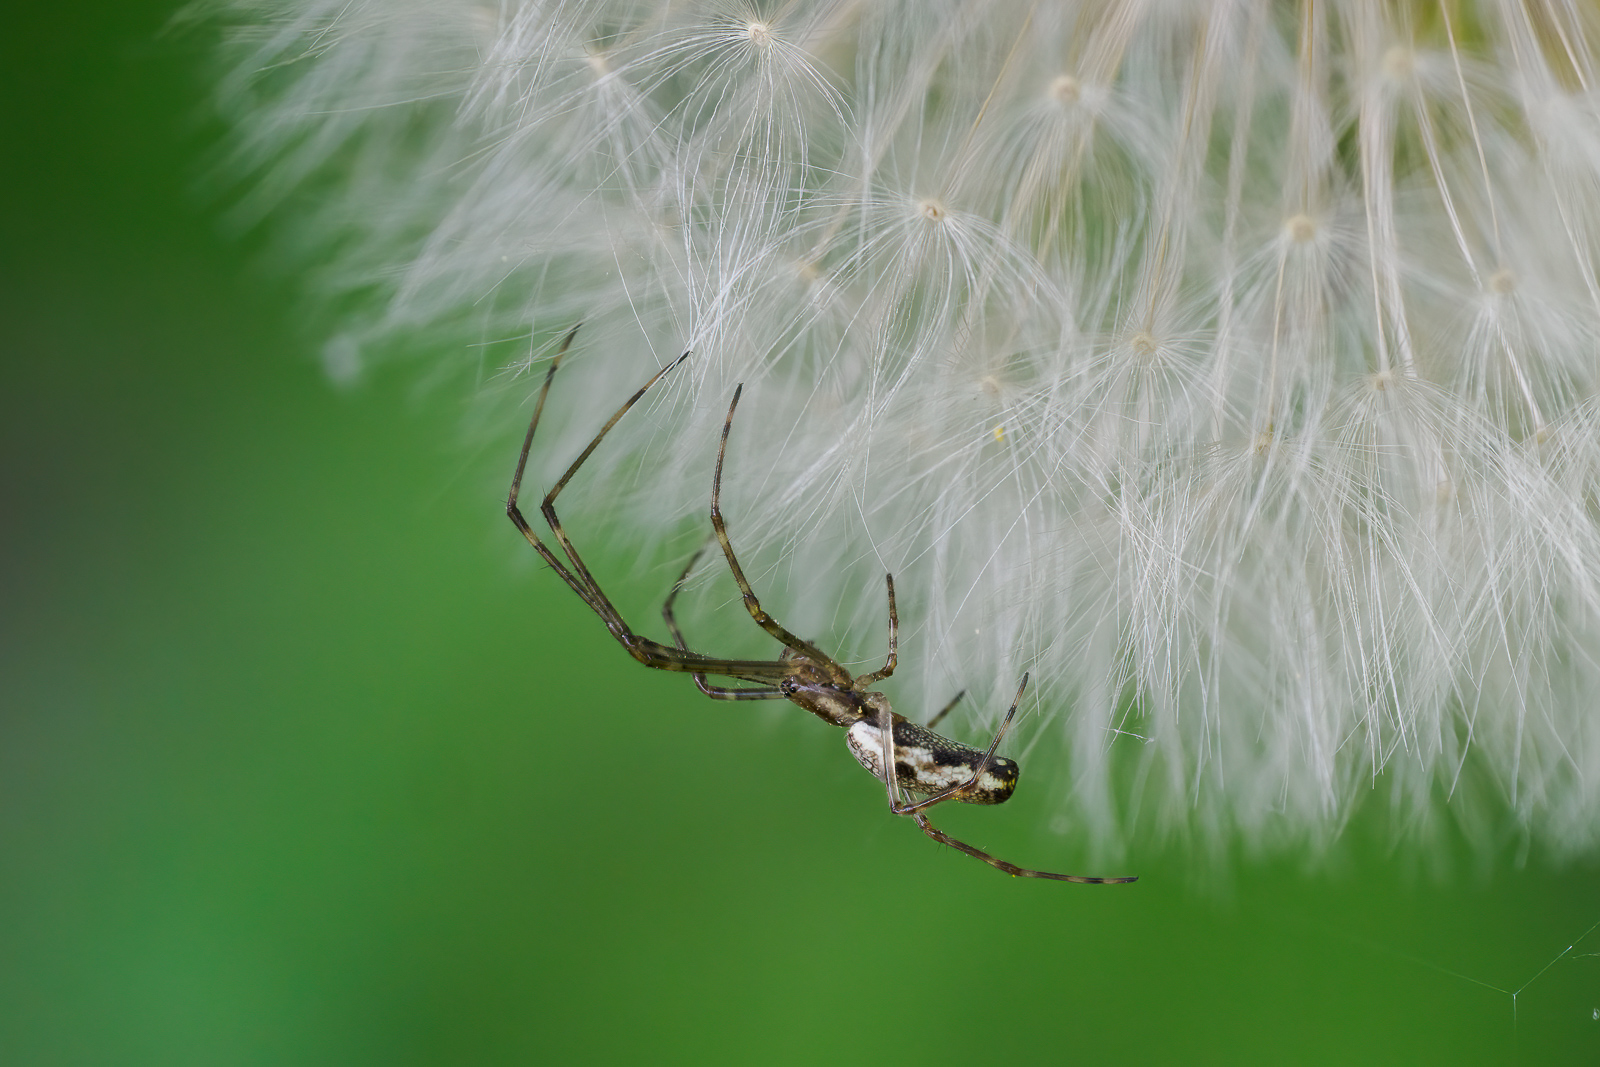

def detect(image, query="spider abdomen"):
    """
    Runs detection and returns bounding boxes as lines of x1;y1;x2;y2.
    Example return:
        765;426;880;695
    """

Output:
845;719;1019;804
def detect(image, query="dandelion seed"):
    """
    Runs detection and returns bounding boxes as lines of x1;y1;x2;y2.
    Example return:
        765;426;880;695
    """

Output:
201;0;1600;864
1048;74;1080;105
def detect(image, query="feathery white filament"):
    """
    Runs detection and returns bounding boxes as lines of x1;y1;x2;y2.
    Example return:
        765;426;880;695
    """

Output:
204;0;1600;861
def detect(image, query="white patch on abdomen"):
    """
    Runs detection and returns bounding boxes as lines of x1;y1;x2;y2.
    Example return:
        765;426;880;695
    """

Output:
845;721;980;795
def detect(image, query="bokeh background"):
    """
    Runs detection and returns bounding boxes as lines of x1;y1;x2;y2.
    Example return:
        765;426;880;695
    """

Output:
2;4;1597;1064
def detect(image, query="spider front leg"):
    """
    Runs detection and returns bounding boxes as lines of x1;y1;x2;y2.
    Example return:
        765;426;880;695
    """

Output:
905;813;1136;883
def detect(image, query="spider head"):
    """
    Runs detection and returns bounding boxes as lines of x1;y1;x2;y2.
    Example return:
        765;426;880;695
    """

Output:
778;672;875;729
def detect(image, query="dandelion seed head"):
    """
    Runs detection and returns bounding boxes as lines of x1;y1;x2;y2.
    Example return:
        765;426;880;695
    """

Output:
1382;44;1417;82
1284;213;1319;244
202;0;1600;866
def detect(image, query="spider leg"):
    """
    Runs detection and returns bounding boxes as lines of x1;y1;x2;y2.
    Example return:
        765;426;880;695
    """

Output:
908;812;1137;883
506;330;796;684
663;548;786;701
875;697;907;818
853;574;897;687
891;675;1029;816
507;326;611;616
874;674;1137;883
536;346;689;635
711;385;847;676
926;691;965;730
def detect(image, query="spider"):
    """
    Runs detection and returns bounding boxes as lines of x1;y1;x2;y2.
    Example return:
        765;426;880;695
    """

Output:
506;326;1136;884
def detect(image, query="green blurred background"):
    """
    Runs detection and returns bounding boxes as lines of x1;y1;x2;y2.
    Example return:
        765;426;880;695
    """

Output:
2;4;1597;1064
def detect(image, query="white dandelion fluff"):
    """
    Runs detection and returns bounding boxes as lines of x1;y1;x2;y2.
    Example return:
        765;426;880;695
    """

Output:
201;0;1600;861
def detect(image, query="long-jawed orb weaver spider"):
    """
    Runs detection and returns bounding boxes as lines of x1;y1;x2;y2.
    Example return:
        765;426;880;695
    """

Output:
506;326;1136;884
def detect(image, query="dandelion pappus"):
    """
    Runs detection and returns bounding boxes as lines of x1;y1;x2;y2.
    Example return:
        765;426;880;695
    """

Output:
506;326;1136;883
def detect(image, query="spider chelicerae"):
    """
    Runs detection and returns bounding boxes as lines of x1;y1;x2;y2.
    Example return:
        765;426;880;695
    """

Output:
506;326;1136;884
